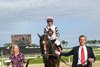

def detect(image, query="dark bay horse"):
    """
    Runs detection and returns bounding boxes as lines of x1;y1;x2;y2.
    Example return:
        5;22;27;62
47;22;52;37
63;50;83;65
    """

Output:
38;34;61;67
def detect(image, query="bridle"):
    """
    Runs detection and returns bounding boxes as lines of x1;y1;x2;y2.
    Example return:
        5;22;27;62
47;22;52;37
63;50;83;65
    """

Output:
40;35;57;59
38;34;70;66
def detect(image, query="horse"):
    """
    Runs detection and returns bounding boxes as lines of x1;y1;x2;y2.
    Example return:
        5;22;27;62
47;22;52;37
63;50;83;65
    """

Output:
38;34;61;67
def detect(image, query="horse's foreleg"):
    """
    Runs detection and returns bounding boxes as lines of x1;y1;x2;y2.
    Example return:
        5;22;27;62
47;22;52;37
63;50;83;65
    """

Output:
45;63;50;67
55;62;60;67
55;57;60;67
57;62;60;67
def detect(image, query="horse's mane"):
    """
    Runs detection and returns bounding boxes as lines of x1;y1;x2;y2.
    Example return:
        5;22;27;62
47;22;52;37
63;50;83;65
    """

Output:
40;35;49;43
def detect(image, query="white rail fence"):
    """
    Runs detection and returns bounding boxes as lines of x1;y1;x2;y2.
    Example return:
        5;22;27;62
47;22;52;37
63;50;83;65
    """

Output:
0;54;100;66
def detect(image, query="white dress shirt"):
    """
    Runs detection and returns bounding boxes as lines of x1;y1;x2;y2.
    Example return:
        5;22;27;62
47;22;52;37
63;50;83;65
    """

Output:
78;45;88;65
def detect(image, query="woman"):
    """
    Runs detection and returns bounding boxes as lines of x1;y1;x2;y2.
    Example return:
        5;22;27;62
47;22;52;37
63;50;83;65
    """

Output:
7;44;25;67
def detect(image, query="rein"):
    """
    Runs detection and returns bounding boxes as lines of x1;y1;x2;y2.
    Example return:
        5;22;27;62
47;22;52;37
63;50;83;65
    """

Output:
60;58;71;66
48;39;71;66
25;58;34;67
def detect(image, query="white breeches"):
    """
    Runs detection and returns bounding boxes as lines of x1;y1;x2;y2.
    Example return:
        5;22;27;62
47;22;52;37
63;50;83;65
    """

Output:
54;39;60;46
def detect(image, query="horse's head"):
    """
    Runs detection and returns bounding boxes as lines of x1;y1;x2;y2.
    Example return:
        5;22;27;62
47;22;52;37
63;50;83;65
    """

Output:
38;34;61;67
38;34;50;59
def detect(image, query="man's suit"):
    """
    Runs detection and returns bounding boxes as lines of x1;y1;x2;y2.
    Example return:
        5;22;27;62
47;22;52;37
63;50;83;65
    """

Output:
61;46;96;67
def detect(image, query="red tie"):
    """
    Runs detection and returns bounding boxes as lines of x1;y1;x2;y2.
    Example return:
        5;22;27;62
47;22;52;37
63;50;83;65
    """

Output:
81;47;85;64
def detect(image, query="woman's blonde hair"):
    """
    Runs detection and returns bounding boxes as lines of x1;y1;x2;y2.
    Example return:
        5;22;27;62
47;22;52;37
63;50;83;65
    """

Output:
11;44;19;53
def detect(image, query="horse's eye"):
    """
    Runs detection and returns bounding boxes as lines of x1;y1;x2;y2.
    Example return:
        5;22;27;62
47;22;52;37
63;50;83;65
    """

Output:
42;41;45;44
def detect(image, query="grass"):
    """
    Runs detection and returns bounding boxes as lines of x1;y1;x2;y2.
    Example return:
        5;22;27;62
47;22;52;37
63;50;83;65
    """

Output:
27;58;43;64
0;48;100;64
95;55;100;61
27;48;100;64
1;55;100;64
25;55;100;64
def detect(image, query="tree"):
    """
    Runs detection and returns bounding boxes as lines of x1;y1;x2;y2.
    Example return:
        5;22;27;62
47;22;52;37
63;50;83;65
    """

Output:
61;40;68;48
87;40;92;46
18;40;26;47
31;44;40;48
96;40;100;47
97;40;100;47
4;43;11;48
92;40;97;47
87;40;100;48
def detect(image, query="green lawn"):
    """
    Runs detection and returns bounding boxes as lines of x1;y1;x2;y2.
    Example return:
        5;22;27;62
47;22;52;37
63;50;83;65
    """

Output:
27;58;43;64
0;48;100;64
26;55;100;64
27;48;100;64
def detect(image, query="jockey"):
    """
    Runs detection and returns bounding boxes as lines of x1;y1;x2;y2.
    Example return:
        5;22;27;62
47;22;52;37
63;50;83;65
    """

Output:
44;17;62;52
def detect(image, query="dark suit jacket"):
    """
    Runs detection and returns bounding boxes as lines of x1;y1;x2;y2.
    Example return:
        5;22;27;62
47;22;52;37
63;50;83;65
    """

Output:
61;46;96;67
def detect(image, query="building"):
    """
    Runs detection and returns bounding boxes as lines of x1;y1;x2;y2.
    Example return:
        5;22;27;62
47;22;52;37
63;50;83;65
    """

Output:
11;34;31;47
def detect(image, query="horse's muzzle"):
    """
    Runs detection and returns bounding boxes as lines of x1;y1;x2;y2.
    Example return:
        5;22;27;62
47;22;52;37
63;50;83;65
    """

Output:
43;51;49;59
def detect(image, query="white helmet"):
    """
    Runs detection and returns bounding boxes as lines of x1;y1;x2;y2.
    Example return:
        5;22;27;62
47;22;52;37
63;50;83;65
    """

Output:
47;17;53;22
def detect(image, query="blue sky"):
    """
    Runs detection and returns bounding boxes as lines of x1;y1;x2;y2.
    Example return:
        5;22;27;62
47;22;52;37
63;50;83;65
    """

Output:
0;0;100;47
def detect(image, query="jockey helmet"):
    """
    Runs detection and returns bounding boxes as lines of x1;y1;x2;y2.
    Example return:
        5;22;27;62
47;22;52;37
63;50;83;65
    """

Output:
47;17;53;22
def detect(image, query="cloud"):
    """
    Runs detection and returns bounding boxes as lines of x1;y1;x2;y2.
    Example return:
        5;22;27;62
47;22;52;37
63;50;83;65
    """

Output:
0;0;100;47
0;0;100;22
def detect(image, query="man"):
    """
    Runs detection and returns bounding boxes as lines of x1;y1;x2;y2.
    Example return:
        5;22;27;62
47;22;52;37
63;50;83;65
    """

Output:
44;17;62;51
55;35;96;67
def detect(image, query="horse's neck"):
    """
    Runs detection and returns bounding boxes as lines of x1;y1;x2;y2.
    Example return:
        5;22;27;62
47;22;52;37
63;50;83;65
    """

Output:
44;35;48;39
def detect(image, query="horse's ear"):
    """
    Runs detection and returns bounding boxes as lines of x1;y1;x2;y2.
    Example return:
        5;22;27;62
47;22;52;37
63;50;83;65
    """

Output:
37;33;42;39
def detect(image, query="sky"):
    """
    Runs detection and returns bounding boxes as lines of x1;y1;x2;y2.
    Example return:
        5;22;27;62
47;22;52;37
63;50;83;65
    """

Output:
0;0;100;47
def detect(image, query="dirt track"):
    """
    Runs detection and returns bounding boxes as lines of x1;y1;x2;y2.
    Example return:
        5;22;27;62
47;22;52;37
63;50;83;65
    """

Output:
28;61;100;67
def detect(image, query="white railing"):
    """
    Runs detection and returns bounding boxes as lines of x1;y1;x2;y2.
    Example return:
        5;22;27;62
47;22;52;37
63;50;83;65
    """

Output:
0;54;100;66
